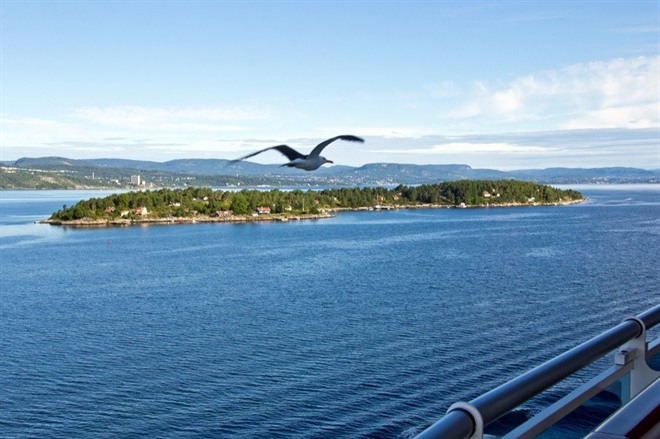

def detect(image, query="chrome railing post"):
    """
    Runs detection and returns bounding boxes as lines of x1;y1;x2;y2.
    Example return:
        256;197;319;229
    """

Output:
615;316;660;402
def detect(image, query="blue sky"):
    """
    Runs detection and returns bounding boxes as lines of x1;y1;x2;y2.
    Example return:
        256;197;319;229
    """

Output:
1;1;659;170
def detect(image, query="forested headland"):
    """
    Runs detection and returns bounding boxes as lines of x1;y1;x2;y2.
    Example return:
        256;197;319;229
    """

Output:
45;180;584;225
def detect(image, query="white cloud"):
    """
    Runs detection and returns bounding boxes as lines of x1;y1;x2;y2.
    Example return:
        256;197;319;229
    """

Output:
315;126;436;138
436;142;556;154
368;141;558;156
560;103;659;129
355;128;658;169
1;116;77;132
1;116;83;153
443;56;660;130
0;105;281;160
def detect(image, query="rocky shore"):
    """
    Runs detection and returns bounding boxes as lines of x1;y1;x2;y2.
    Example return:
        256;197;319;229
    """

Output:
39;197;586;227
39;212;333;227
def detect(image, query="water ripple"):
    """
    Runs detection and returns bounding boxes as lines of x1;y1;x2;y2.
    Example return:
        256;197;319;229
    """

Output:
1;187;659;438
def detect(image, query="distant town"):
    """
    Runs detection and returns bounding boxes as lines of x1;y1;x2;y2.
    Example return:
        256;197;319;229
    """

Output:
1;156;658;190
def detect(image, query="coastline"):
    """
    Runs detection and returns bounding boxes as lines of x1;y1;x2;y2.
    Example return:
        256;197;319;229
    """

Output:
39;212;333;227
38;198;586;227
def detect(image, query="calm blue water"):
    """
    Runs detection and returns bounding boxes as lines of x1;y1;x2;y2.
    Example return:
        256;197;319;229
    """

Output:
1;185;658;438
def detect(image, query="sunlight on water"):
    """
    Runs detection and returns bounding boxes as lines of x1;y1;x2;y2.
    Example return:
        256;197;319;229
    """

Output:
525;247;563;258
0;223;67;249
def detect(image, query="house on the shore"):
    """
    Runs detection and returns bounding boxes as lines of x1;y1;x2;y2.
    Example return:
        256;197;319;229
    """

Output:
121;207;148;217
256;206;271;215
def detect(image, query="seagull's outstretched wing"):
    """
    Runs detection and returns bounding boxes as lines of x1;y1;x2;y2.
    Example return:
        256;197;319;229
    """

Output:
269;145;307;161
308;135;364;159
229;145;305;165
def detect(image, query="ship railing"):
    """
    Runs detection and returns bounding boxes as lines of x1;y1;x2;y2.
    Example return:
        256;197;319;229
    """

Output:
415;304;660;439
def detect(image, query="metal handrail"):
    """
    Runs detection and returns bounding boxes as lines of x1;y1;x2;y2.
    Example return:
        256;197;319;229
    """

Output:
416;304;660;439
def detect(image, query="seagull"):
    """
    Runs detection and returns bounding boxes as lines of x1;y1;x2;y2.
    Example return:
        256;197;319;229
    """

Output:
229;135;364;171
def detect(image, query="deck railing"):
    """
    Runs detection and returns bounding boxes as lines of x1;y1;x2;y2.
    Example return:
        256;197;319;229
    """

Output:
415;304;660;439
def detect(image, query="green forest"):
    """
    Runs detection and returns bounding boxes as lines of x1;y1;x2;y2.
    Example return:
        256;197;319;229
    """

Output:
49;180;584;222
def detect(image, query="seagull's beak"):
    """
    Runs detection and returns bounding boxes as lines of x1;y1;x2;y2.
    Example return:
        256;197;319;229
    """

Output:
326;160;334;164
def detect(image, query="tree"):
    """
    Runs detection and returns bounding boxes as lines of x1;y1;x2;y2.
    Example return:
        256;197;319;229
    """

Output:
230;192;249;215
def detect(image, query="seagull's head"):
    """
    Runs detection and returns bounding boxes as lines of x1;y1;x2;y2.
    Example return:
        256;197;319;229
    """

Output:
321;156;333;165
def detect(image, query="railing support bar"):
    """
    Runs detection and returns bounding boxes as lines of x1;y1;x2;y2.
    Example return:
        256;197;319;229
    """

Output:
501;362;633;439
617;316;659;402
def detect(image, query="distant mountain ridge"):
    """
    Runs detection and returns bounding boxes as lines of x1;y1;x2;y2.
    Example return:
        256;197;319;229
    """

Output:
3;156;659;186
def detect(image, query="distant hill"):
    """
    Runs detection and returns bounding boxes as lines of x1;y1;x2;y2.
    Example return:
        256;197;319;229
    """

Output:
2;156;659;189
87;158;354;177
331;163;510;184
14;157;97;167
508;167;659;183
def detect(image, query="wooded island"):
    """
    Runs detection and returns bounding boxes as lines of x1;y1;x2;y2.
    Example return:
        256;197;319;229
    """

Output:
44;180;584;226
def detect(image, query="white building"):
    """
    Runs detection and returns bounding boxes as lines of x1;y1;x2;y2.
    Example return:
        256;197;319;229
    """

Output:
130;175;141;186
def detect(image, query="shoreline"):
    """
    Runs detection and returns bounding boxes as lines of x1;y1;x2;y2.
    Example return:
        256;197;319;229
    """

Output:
38;198;586;227
39;212;333;227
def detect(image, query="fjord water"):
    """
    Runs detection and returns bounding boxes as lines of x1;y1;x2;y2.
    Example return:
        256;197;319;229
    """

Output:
1;186;658;438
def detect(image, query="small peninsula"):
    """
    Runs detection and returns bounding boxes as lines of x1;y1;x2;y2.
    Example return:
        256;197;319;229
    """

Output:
42;180;585;227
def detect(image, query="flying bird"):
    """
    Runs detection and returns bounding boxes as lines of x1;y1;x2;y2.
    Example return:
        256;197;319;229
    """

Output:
229;135;364;171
